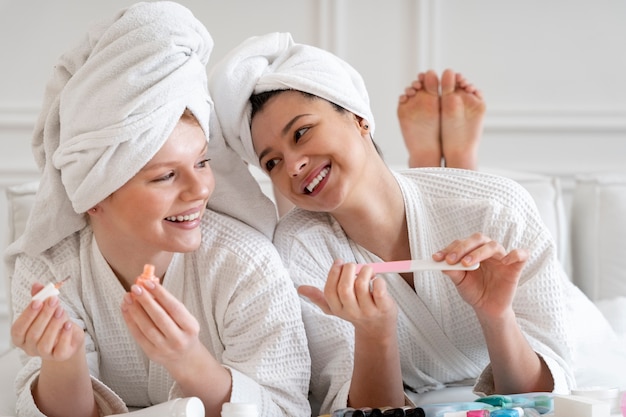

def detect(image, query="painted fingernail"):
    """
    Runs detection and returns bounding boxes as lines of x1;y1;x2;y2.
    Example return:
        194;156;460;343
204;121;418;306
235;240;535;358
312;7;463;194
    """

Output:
448;253;458;262
54;306;63;319
31;301;42;310
48;297;59;307
142;279;156;290
131;285;143;296
463;256;473;264
63;321;72;331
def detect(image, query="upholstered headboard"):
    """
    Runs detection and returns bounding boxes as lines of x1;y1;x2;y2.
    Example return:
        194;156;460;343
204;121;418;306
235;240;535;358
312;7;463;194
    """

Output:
3;181;39;325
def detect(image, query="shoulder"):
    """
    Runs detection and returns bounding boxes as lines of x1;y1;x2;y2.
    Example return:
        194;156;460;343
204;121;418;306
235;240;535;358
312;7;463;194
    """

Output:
197;209;285;272
275;208;333;238
397;167;537;210
15;229;85;275
273;208;353;275
274;208;344;253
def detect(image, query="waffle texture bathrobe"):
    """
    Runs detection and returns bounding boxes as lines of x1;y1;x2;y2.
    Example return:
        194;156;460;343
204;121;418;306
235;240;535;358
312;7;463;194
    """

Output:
11;210;311;417
274;168;575;414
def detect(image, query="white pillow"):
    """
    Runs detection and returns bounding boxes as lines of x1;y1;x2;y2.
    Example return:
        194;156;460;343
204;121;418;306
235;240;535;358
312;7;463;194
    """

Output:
596;296;626;337
567;284;626;392
4;181;39;323
571;174;626;302
5;181;39;244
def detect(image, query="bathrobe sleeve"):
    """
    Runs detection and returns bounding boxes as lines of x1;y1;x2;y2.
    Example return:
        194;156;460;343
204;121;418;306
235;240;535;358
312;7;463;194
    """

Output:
192;211;312;417
273;211;361;414
11;238;128;417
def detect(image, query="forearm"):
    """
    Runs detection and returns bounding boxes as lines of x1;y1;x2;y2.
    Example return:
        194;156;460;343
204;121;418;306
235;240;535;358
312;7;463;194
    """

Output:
166;343;232;416
478;309;553;394
35;352;98;417
349;330;404;408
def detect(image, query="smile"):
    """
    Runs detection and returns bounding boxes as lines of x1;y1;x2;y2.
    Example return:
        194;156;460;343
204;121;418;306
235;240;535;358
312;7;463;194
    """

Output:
305;167;330;194
165;211;201;222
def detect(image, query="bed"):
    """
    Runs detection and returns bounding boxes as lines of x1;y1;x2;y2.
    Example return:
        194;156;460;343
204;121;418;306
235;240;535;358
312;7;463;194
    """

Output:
1;168;625;416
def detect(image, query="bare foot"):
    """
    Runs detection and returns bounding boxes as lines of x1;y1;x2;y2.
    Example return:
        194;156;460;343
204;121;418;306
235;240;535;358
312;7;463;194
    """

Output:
397;70;442;168
440;68;486;170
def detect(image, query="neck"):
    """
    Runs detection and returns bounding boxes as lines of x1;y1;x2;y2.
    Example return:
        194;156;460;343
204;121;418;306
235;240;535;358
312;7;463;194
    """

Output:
91;226;172;291
332;167;410;262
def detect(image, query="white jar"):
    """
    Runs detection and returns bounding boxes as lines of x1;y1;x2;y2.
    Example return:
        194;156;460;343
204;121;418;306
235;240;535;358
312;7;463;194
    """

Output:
221;402;258;417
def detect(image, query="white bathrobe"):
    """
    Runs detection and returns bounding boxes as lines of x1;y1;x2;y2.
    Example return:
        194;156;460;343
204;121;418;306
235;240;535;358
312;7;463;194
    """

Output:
11;210;311;417
273;167;575;414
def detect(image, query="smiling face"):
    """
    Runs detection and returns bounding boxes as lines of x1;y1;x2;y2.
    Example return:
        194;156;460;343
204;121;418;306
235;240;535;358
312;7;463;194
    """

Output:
251;90;374;214
94;111;214;257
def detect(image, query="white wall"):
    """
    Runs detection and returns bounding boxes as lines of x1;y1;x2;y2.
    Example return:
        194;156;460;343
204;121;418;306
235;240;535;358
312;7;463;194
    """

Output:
1;0;625;351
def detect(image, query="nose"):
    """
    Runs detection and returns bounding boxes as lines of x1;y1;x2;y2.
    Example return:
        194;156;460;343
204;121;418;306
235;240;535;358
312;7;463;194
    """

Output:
285;152;308;177
181;169;213;201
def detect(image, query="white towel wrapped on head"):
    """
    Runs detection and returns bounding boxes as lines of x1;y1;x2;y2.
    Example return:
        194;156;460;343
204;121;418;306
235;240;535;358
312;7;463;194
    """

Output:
5;1;277;274
208;31;376;168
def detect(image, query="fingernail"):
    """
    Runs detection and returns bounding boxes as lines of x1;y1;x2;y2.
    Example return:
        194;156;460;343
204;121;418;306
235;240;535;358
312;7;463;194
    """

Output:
463;255;473;264
31;301;42;310
143;279;156;290
448;253;458;262
54;306;63;319
63;322;72;331
48;297;59;307
131;285;143;296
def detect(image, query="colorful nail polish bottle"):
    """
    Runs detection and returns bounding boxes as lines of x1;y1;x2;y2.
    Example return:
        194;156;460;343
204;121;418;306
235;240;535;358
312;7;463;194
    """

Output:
490;407;523;417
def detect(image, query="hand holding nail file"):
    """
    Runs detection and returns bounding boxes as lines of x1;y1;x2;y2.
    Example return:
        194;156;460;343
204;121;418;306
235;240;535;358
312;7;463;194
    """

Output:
354;259;480;274
31;276;70;301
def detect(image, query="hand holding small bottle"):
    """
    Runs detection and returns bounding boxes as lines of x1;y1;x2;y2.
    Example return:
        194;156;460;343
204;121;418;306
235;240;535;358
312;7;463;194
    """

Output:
11;277;84;361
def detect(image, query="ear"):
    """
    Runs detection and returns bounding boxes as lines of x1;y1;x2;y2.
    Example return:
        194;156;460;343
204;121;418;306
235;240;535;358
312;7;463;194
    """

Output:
355;115;370;133
359;119;370;136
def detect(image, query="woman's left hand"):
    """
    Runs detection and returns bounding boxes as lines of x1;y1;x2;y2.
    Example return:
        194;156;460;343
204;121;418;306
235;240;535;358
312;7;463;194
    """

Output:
433;232;528;319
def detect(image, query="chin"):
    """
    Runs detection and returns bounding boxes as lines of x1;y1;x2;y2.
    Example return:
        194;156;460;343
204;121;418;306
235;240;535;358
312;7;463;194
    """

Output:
166;234;202;253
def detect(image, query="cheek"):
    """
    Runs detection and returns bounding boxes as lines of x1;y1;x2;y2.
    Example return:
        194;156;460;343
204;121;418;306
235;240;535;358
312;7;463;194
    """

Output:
120;192;168;223
206;170;216;193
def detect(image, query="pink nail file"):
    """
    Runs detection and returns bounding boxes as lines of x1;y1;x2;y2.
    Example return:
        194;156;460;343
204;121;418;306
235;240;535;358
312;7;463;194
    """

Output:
354;259;480;274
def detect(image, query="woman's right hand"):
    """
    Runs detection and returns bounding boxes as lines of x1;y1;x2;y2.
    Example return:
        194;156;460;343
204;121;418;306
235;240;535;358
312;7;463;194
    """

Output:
10;283;84;361
297;260;398;336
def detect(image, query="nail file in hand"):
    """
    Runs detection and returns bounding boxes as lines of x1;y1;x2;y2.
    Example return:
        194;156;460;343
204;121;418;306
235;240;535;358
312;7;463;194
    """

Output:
354;259;480;274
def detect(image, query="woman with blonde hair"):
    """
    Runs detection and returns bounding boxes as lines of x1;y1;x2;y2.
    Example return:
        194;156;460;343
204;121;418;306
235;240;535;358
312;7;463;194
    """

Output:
7;6;310;417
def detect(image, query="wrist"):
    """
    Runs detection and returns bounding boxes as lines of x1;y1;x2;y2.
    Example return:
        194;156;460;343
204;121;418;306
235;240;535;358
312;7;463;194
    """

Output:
476;307;516;332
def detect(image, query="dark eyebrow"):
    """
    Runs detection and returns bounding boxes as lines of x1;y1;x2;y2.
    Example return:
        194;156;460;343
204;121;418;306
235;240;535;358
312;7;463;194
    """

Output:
257;114;311;165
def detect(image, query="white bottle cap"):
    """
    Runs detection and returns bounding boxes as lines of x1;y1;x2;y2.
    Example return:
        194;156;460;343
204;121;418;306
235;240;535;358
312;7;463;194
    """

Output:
32;282;60;301
221;402;258;417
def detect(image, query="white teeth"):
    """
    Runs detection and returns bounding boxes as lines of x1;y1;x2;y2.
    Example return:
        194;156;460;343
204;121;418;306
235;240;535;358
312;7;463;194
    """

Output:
306;167;330;193
165;212;200;222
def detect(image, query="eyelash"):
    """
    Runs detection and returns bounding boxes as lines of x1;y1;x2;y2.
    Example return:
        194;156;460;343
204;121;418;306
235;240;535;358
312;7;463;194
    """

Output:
154;158;211;182
264;126;309;172
294;127;308;142
197;158;211;168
